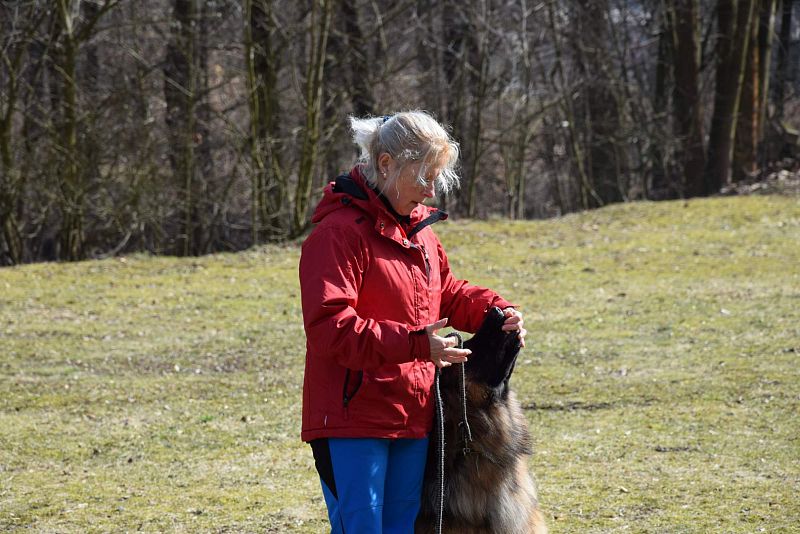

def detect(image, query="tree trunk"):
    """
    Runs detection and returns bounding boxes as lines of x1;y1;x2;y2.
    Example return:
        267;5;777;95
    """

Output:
246;0;287;242
293;0;333;235
512;0;533;220
545;0;597;211
441;1;472;214
774;0;792;120
245;0;265;245
465;5;489;218
706;0;757;193
340;0;374;116
757;0;778;145
671;0;706;197
415;0;447;134
650;10;674;199
0;20;26;264
574;0;624;207
164;0;201;256
57;0;84;261
734;0;764;182
195;1;214;253
80;0;101;210
321;2;348;181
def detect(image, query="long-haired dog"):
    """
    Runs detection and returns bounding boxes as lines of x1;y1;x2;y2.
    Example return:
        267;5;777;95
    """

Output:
416;307;547;534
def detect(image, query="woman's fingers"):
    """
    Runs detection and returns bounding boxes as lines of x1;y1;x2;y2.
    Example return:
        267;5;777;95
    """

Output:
435;360;450;368
426;315;479;368
431;345;470;368
501;311;523;330
431;308;528;369
426;318;448;334
500;308;528;346
444;347;471;360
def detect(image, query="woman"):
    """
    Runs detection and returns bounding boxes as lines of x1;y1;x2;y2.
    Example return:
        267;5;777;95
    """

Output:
299;110;525;533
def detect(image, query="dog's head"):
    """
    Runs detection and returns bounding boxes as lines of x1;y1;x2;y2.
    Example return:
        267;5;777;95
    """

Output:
461;306;522;395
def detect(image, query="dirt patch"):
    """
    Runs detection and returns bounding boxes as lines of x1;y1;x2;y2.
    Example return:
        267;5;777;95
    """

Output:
521;398;655;412
719;168;800;196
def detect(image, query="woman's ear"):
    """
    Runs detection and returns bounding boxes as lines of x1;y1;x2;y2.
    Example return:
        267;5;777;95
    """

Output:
377;152;392;178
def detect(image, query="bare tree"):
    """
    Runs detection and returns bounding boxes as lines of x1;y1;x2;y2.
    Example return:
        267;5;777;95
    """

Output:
164;0;198;256
544;1;598;210
572;0;626;207
163;0;221;256
706;0;757;193
339;0;375;117
440;1;475;215
0;0;794;265
651;3;676;199
774;0;793;121
49;0;120;260
670;0;706;196
733;0;778;180
757;0;779;144
245;0;287;242
293;0;333;235
0;4;47;264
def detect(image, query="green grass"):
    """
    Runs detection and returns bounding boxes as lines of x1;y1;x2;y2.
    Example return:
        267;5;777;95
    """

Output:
1;195;799;532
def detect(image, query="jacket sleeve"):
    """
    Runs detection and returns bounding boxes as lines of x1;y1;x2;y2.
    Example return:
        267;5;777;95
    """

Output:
437;239;516;333
300;225;430;371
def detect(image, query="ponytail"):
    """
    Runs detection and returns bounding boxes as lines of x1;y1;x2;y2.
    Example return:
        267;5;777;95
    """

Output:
348;111;460;194
349;116;385;165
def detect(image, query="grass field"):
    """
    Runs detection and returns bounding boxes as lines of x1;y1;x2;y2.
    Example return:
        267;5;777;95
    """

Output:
1;195;799;533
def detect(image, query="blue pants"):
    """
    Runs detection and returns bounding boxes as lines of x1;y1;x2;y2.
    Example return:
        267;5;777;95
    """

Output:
310;437;429;534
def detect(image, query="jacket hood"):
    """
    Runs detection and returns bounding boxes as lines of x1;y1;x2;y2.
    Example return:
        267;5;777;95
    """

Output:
311;166;447;229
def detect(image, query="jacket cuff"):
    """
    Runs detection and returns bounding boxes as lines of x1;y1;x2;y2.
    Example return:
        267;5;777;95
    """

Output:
410;327;431;362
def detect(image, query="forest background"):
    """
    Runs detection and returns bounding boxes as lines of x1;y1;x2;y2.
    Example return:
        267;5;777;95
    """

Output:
1;0;799;264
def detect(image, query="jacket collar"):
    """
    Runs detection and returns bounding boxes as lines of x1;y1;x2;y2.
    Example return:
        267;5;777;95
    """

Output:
311;166;448;245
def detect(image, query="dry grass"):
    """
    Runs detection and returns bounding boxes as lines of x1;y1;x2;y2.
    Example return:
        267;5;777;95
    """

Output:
1;195;798;532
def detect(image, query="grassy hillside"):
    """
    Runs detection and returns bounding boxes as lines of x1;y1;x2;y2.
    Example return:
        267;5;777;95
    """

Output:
1;195;798;533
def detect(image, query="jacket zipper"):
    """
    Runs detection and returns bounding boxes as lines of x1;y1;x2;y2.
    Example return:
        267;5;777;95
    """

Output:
342;369;363;418
411;242;431;282
421;244;430;281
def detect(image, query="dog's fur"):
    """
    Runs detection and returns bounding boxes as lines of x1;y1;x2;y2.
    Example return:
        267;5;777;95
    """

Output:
416;307;547;534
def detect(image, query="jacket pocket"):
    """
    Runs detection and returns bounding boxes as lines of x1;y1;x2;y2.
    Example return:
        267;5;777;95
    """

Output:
342;369;364;409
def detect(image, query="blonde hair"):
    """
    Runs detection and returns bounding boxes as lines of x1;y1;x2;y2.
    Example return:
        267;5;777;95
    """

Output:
349;110;460;194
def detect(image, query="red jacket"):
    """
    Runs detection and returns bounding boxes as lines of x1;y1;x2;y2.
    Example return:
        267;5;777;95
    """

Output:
299;167;513;441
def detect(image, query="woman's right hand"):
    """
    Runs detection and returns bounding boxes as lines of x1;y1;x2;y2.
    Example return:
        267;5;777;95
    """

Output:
425;318;471;368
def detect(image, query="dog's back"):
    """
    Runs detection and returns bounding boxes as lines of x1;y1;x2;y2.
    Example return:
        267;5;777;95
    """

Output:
416;308;547;534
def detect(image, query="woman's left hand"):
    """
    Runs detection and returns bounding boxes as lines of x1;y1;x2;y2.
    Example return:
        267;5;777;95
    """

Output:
501;307;526;348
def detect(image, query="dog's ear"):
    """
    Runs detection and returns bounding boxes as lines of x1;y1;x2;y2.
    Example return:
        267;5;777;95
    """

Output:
463;307;521;390
500;327;521;384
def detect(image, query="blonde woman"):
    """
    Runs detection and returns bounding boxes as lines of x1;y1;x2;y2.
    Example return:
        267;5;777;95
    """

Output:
299;111;525;532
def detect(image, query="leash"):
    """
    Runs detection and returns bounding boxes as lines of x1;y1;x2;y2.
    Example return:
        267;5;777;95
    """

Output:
433;332;472;534
433;365;445;534
456;339;473;454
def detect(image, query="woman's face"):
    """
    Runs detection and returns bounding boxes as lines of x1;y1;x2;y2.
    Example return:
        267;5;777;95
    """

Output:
377;154;440;216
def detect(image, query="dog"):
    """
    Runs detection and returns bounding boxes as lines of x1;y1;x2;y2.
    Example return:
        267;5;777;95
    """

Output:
416;307;547;534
